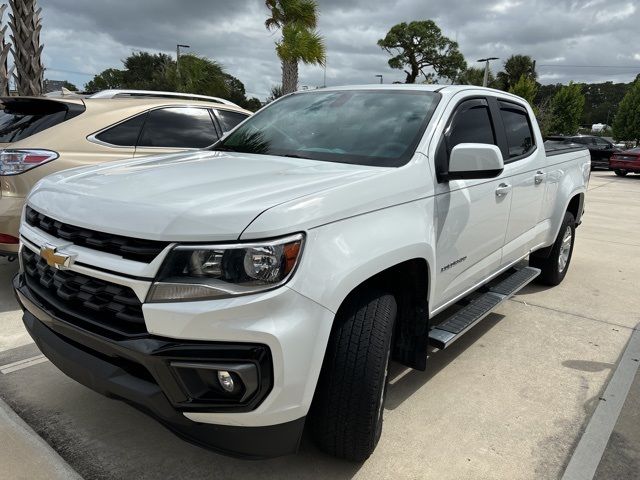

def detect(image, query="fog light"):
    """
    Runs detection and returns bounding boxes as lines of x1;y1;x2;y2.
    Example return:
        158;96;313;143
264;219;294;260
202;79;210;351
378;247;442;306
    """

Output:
217;370;235;392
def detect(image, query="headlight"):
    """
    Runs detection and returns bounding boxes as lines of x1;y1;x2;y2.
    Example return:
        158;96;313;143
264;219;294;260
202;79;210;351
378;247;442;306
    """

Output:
146;233;304;302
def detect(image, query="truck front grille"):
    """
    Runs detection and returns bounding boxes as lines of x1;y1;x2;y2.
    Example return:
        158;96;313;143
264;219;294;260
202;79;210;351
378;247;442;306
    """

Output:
25;206;169;263
21;247;146;336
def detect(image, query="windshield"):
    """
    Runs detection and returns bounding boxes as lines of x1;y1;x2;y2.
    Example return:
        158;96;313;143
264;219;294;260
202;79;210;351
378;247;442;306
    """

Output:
214;89;441;167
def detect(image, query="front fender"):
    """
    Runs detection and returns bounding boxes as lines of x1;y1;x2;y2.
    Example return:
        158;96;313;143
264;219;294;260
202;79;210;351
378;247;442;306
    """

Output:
287;198;436;314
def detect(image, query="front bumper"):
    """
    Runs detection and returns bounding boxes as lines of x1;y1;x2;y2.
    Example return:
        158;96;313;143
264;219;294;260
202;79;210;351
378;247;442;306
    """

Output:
610;161;640;172
14;274;306;458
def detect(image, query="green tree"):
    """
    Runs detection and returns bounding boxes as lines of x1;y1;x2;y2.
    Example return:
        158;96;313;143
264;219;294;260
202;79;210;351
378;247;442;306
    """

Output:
509;74;538;104
265;0;326;94
170;54;229;97
85;68;125;91
61;81;78;91
459;66;495;87
122;52;174;90
547;82;585;135
496;55;537;91
243;97;263;111
378;20;466;84
613;80;640;144
267;84;284;102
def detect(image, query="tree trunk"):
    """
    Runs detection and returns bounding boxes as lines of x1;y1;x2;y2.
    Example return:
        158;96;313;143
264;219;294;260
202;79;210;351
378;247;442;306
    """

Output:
9;0;44;96
282;59;298;94
404;63;419;84
0;5;11;96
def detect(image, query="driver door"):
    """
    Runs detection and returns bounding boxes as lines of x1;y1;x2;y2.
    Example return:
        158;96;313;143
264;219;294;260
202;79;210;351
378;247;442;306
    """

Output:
431;97;512;311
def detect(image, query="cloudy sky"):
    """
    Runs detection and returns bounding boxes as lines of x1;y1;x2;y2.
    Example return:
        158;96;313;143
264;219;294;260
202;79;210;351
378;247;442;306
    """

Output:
38;0;640;99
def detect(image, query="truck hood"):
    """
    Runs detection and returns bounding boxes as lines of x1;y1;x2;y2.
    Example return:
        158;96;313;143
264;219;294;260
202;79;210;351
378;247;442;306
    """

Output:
26;151;383;241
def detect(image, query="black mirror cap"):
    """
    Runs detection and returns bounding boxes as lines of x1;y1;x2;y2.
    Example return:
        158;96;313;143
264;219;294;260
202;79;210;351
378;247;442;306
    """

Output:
438;168;504;182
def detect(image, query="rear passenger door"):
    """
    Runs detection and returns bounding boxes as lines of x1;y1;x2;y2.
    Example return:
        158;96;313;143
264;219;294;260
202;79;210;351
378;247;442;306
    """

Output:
432;97;512;310
497;99;547;265
133;107;220;157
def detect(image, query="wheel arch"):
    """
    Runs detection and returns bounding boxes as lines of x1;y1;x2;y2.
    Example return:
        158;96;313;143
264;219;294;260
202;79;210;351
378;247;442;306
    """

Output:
331;258;431;370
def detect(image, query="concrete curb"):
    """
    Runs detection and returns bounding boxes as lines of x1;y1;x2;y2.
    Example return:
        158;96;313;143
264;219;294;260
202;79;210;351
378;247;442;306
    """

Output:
0;396;83;480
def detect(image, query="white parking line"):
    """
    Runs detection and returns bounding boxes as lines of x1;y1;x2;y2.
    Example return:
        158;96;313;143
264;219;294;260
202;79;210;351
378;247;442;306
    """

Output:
0;355;49;374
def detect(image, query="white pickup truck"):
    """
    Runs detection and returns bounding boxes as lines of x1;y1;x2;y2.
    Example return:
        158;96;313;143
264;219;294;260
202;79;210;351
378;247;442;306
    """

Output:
14;85;590;461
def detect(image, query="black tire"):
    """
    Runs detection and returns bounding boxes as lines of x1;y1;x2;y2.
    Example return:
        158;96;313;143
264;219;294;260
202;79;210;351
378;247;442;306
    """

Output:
530;211;576;286
614;169;628;177
309;290;396;462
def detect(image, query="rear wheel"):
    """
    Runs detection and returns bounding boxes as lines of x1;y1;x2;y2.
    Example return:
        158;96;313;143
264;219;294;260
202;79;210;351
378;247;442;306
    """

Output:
310;290;396;462
614;169;628;177
531;211;576;286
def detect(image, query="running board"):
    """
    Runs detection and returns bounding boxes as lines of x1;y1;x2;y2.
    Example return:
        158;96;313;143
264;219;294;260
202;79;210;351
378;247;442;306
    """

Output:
428;266;540;349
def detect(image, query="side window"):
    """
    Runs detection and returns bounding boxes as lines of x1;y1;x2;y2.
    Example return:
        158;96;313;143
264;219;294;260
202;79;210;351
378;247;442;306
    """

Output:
216;109;249;132
435;98;496;177
595;137;610;147
499;102;535;159
95;113;147;146
446;100;496;151
138;107;219;148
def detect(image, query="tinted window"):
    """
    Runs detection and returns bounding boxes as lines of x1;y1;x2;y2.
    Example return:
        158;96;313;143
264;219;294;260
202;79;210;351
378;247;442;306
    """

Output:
95;113;146;146
138;107;218;148
594;137;611;146
0;109;65;142
447;101;495;150
500;104;535;158
216;109;248;132
215;90;441;167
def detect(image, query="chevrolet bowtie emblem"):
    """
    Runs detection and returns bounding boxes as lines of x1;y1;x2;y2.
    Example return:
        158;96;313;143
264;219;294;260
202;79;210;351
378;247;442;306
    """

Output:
40;244;74;270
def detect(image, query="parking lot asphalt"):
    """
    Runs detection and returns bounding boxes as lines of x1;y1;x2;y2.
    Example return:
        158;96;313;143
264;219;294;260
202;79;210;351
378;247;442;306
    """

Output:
0;170;639;480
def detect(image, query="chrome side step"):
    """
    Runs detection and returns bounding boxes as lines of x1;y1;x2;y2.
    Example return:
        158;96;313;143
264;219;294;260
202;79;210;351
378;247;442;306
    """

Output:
428;266;540;349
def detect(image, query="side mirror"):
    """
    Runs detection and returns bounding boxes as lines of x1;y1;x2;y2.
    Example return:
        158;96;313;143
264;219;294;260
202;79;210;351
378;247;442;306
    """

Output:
446;143;504;180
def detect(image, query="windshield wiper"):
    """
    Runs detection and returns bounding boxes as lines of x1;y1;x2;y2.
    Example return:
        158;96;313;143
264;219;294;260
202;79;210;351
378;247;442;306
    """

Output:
281;153;309;159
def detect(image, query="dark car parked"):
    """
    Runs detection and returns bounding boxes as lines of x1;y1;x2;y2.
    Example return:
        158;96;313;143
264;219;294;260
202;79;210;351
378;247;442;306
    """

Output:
547;135;619;169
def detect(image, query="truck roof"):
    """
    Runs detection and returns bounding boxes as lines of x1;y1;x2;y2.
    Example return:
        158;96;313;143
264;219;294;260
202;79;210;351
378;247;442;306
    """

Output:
301;84;528;103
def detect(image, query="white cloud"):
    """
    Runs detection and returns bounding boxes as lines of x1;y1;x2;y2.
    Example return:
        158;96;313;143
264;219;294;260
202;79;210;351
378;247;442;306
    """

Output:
489;1;522;14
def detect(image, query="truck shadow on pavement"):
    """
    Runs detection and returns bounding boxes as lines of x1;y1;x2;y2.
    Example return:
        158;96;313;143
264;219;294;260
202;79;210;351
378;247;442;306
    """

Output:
385;312;505;410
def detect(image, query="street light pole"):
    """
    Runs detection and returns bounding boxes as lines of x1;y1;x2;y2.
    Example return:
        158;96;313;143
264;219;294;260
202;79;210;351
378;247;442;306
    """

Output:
477;57;499;87
176;44;190;88
375;74;383;84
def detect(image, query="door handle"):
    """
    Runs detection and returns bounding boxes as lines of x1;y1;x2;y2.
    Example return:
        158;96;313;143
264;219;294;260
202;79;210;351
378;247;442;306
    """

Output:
534;170;545;185
495;183;512;197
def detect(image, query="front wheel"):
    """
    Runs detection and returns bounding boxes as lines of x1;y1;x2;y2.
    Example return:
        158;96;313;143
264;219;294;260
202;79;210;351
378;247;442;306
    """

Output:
614;169;628;177
531;211;576;286
309;290;396;462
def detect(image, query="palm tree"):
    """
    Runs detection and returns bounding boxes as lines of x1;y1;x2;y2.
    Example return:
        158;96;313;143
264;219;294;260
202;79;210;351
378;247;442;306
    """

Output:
496;55;537;91
9;0;45;95
0;5;11;96
264;0;326;94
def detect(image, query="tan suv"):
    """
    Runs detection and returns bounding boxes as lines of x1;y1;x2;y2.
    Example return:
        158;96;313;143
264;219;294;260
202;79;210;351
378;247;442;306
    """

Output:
0;90;252;256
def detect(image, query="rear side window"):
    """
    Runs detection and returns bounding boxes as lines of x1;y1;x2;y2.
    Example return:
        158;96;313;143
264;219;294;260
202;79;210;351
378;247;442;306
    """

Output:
216;109;249;132
499;102;535;158
0;99;83;143
447;100;496;151
138;107;219;148
95;113;147;146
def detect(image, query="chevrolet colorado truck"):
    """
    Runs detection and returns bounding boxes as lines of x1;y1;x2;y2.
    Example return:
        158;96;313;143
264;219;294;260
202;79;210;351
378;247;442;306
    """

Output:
14;85;590;461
